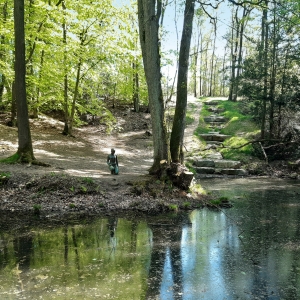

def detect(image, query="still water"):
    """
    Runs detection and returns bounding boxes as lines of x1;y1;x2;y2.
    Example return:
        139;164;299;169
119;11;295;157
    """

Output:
1;178;300;299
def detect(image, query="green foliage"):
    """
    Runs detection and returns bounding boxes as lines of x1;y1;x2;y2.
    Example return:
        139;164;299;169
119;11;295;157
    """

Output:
33;204;41;215
220;137;254;160
82;177;94;184
185;113;195;125
0;172;10;185
182;202;191;209
69;203;76;209
0;153;20;164
81;186;87;193
209;196;230;207
0;0;147;133
189;183;207;196
185;161;196;174
168;204;178;211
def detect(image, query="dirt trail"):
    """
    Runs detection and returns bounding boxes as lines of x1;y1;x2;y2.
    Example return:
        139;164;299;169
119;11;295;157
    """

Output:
0;96;203;189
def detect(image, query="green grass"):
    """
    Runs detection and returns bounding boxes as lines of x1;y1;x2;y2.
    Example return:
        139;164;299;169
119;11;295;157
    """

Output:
194;99;260;160
185;113;195;125
0;153;19;163
220;136;254;160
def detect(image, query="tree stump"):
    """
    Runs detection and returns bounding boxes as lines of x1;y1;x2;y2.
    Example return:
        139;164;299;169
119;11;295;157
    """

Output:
159;161;194;190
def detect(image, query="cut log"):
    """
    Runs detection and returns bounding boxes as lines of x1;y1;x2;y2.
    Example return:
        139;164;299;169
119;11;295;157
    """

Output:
168;162;194;190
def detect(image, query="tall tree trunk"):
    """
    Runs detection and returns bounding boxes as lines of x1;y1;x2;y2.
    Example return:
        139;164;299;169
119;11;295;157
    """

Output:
0;1;8;105
199;33;203;96
209;18;217;97
34;49;45;118
221;44;227;97
260;1;269;139
269;3;277;138
137;0;169;174
170;0;195;163
10;81;17;126
228;7;239;101
60;0;69;136
14;0;35;162
132;62;140;112
69;59;82;135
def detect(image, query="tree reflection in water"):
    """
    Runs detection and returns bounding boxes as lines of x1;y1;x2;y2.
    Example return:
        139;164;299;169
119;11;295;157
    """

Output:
1;179;300;299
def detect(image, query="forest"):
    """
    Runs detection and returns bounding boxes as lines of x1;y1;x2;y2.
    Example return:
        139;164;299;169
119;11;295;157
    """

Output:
1;0;300;180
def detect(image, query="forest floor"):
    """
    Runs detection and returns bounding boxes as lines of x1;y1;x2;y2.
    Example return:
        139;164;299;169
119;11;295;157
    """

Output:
0;96;214;227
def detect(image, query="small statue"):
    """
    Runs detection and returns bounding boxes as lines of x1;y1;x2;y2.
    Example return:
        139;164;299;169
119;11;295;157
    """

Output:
107;148;119;175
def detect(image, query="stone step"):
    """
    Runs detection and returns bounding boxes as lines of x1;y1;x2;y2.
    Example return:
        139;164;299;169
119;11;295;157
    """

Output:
204;100;220;106
204;115;227;123
192;158;241;169
199;133;230;142
206;107;225;113
219;169;248;176
195;167;247;176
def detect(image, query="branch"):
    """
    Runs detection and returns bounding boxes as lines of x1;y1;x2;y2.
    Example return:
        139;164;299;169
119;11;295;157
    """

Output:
196;0;224;10
56;0;63;6
228;0;265;7
219;139;298;150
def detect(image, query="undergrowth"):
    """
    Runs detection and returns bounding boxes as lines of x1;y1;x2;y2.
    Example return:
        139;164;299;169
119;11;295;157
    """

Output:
194;99;260;161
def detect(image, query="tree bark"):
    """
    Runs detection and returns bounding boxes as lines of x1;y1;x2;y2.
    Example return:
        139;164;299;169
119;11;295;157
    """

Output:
14;0;35;162
170;0;195;163
137;0;169;174
61;0;69;136
132;62;140;112
260;1;269;139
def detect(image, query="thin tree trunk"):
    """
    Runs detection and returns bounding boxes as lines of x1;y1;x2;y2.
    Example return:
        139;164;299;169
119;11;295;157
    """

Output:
261;1;269;139
170;0;195;163
69;59;82;135
209;19;216;97
222;44;227;96
137;0;169;173
14;0;35;162
33;49;45;118
199;33;203;96
60;0;69;135
269;4;277;138
132;62;140;112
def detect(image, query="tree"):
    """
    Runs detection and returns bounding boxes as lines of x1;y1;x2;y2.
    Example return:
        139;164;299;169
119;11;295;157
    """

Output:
170;0;195;163
137;0;169;174
14;0;35;163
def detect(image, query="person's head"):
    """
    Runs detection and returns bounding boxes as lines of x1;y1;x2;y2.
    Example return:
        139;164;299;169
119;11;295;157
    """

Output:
111;148;115;154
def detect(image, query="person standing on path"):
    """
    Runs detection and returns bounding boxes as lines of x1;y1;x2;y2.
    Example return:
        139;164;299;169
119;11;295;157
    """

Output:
107;148;119;174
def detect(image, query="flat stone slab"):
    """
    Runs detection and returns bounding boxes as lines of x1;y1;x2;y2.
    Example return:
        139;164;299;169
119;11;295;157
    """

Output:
195;167;215;174
193;159;215;168
220;169;248;176
205;153;223;160
199;134;230;142
204;100;220;106
214;159;241;169
204;116;227;123
207;107;225;113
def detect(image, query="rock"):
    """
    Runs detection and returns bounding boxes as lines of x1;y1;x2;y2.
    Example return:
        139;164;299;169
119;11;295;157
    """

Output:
195;167;215;174
289;173;298;179
193;159;215;168
214;159;241;169
221;169;248;176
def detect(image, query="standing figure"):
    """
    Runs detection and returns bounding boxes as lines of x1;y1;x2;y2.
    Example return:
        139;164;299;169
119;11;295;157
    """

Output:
107;148;119;175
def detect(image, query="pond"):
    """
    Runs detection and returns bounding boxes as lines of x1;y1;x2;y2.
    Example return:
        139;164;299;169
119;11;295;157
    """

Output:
1;178;300;299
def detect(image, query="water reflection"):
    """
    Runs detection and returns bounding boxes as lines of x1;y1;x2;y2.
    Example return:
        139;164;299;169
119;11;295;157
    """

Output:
1;178;300;299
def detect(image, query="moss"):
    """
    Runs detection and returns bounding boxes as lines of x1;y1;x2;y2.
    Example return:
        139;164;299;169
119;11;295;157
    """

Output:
0;153;20;163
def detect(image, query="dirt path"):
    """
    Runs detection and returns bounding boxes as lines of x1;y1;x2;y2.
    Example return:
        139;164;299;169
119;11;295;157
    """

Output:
0;97;204;194
0;97;215;220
